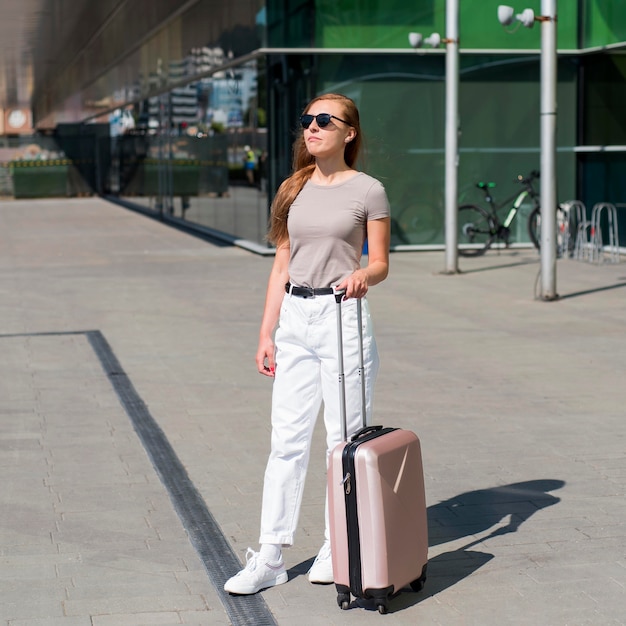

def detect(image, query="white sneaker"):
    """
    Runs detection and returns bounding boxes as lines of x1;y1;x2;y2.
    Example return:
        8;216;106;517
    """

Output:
308;542;334;584
224;548;288;595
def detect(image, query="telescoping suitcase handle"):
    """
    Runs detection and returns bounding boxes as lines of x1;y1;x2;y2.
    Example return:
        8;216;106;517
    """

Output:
334;290;367;442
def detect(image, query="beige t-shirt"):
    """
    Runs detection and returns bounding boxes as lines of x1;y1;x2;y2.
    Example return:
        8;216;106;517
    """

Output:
287;172;390;288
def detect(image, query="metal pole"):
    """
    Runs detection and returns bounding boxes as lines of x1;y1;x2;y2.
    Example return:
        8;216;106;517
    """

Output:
540;0;558;299
444;0;460;274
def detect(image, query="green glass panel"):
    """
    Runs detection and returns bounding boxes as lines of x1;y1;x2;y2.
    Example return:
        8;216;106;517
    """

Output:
267;0;315;47
583;54;626;145
459;1;577;51
311;53;576;246
316;0;439;48
315;54;445;245
582;0;626;48
580;153;626;246
459;56;577;243
268;0;578;50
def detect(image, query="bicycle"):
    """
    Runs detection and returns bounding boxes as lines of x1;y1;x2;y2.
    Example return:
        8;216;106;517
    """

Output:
458;170;545;257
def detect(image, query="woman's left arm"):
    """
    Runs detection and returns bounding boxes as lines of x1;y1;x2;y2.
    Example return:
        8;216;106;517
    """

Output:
338;217;391;298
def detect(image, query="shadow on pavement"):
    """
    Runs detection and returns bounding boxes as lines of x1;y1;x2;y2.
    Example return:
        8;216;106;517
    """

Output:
428;479;565;548
296;479;565;613
388;479;566;609
558;281;626;300
287;557;315;581
458;257;540;274
390;479;566;612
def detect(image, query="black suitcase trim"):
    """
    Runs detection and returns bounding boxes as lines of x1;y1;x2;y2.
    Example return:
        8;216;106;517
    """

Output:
340;426;398;599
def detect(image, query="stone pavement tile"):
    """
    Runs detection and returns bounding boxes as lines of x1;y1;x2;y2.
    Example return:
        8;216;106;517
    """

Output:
178;610;231;625
525;561;626;584
0;561;57;582
531;537;626;569
55;539;163;555
2;488;52;524
568;533;626;551
595;496;626;517
63;594;208;617
7;619;92;626
144;512;197;543
0;409;41;428
2;579;68;621
51;512;160;547
577;522;626;540
58;552;191;577
140;539;210;560
172;569;213;595
0;331;219;624
0;542;60;557
90;611;181;625
439;591;608;626
52;484;163;515
522;574;625;608
473;543;557;568
1;552;82;572
65;572;191;602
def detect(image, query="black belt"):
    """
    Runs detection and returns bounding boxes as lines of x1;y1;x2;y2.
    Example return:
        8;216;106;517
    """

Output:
285;283;334;297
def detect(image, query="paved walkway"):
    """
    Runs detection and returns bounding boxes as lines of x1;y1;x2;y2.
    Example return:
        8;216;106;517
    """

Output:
1;198;625;626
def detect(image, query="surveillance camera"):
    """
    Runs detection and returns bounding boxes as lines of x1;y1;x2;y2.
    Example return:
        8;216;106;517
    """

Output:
408;32;423;48
497;5;515;26
424;33;442;48
517;8;535;28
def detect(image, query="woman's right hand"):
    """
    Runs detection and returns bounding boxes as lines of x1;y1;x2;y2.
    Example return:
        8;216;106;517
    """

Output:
256;243;289;378
256;336;276;377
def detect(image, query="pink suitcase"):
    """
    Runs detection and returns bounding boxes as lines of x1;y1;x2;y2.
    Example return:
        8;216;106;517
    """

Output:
328;293;428;614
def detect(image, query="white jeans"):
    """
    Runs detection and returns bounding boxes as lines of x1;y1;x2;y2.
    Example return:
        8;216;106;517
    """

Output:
259;292;379;547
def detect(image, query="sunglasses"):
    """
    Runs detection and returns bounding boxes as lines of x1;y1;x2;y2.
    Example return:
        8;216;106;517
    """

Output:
300;113;349;129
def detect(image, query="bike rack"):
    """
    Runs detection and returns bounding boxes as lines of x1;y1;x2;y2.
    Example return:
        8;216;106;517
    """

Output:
574;220;593;262
560;200;586;258
567;201;592;262
590;203;620;264
574;202;620;264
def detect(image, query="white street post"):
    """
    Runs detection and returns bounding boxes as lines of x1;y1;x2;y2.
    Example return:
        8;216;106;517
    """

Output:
539;0;558;299
444;0;460;274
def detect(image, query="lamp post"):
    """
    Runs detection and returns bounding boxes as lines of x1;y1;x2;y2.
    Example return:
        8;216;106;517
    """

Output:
409;0;460;274
498;2;558;300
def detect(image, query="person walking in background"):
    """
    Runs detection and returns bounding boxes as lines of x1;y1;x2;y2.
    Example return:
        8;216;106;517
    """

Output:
258;150;268;192
243;144;256;185
224;93;391;595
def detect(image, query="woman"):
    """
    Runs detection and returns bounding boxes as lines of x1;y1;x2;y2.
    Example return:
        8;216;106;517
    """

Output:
224;93;391;595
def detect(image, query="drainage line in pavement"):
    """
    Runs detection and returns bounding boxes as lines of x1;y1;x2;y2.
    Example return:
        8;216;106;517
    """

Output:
86;330;278;626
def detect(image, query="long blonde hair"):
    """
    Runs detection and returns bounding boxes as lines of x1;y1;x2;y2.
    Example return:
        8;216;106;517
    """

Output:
267;93;363;246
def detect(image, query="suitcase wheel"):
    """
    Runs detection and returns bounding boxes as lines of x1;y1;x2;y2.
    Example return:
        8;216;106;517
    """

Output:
376;600;388;615
337;592;350;610
410;563;428;593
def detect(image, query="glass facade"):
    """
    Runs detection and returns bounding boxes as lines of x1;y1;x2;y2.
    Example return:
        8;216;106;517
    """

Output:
111;57;270;245
2;0;625;249
269;1;579;50
579;52;626;230
31;0;264;128
581;1;626;48
264;50;577;248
